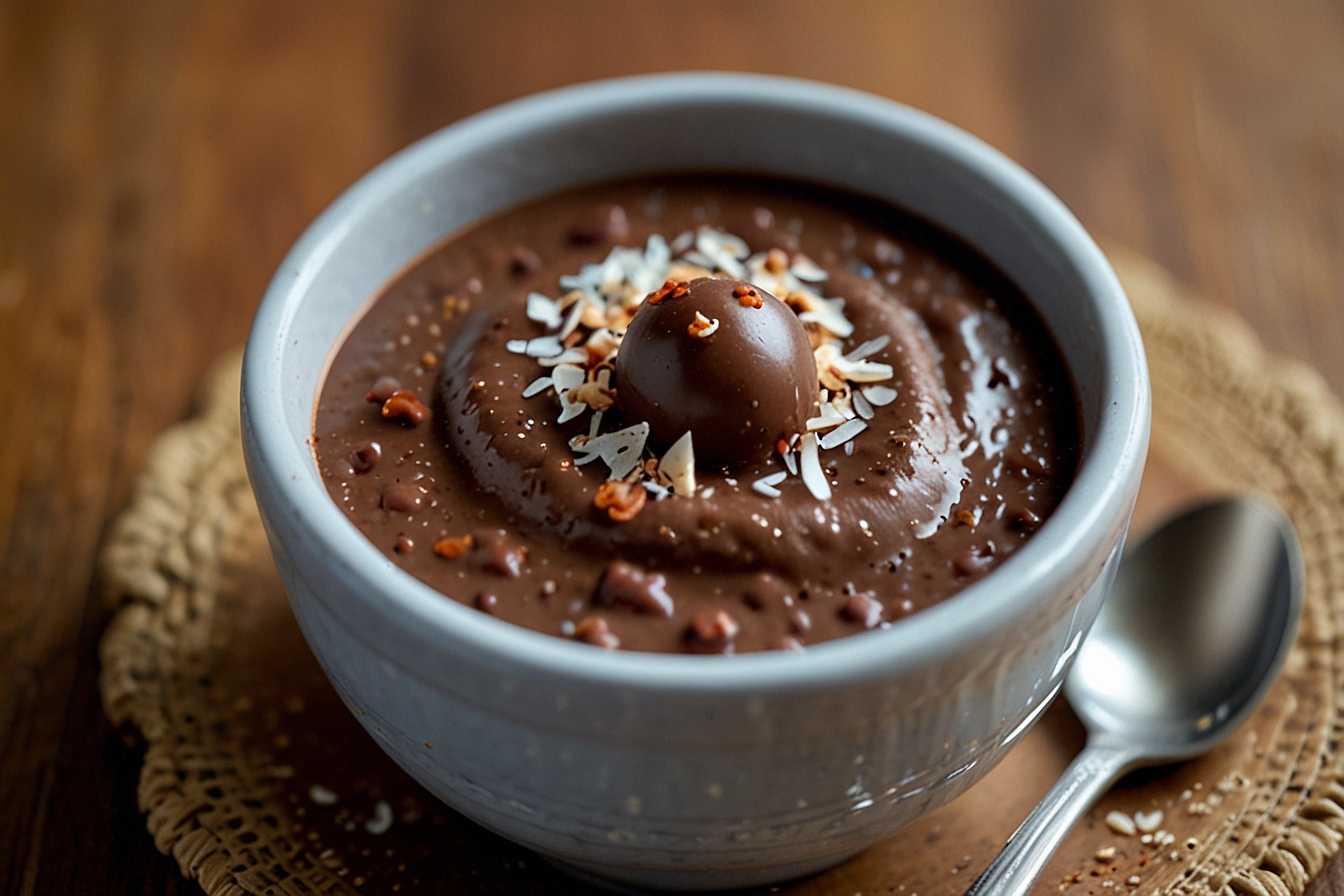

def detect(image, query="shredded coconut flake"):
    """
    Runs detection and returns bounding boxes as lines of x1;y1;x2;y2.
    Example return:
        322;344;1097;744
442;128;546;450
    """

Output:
511;222;888;508
844;334;890;361
572;422;649;480
852;389;875;420
819;418;867;450
558;293;588;339
550;364;585;393
1105;811;1137;836
789;253;828;282
683;249;717;270
660;432;696;497
365;800;393;835
861;384;898;407
523;335;564;358
831;355;895;382
807;402;848;431
522;376;553;398
799;433;831;500
798;295;854;339
752;471;788;498
1134;810;1163;833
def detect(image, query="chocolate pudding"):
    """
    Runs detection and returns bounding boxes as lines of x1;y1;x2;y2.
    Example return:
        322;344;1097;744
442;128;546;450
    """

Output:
313;176;1079;654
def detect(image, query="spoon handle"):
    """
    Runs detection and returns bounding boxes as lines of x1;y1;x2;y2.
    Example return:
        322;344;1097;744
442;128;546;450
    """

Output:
963;742;1135;896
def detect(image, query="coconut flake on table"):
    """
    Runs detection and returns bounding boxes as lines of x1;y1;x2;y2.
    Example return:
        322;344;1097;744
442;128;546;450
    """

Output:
643;232;671;272
696;227;749;278
681;249;718;271
572;422;649;480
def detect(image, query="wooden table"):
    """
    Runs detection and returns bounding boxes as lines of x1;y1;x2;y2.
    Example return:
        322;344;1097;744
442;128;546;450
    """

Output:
3;2;1343;893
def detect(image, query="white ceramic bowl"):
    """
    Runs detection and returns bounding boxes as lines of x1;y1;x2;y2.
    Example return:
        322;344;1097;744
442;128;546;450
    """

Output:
241;73;1149;891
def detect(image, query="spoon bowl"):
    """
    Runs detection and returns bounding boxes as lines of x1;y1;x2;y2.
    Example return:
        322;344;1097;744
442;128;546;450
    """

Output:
1068;497;1304;758
967;496;1304;896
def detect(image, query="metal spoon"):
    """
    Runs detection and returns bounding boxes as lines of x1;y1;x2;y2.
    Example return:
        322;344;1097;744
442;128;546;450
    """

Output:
965;496;1304;896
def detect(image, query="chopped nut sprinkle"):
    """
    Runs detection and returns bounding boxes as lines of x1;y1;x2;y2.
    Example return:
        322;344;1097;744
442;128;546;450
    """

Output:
594;479;647;522
432;535;473;559
381;389;429;426
647;279;689;305
574;616;620;649
732;284;764;308
441;295;468;318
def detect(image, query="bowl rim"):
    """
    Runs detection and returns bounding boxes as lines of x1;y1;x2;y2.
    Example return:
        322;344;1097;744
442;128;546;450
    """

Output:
243;71;1150;695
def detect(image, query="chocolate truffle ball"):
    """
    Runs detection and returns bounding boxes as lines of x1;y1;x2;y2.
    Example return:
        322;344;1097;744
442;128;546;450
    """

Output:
615;277;818;466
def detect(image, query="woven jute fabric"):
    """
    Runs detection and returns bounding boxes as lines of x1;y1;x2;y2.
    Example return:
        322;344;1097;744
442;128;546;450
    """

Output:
98;249;1344;896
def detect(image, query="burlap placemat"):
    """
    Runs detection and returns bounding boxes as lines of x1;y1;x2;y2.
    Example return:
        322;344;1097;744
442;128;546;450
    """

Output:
98;248;1344;896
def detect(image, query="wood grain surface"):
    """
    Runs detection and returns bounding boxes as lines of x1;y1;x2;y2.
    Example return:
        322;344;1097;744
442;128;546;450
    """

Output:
2;2;1343;894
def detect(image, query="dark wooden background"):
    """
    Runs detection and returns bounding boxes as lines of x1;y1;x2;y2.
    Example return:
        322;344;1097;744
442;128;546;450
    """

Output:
3;1;1344;893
